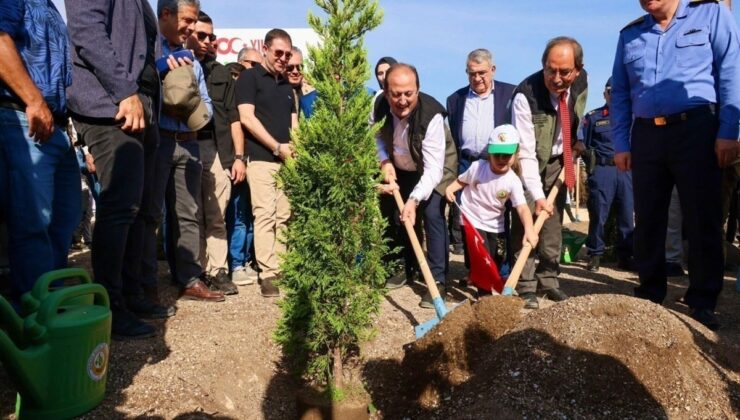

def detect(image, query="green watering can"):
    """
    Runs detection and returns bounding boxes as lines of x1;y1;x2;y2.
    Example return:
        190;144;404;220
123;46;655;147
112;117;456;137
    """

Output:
0;268;111;419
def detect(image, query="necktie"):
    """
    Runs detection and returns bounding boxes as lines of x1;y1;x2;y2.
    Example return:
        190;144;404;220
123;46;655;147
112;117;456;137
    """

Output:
558;92;575;191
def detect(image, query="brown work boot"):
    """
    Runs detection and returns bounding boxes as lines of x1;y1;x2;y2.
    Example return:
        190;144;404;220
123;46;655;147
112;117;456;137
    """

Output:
181;280;225;302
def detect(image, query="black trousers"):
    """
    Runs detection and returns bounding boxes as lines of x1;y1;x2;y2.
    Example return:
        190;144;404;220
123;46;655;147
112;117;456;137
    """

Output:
631;110;723;310
384;169;449;285
72;94;159;310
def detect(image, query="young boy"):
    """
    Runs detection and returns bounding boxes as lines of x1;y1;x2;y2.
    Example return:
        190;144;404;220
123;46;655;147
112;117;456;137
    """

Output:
445;124;538;294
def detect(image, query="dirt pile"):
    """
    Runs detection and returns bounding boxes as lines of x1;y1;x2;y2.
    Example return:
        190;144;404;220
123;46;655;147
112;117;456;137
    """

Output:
400;294;739;419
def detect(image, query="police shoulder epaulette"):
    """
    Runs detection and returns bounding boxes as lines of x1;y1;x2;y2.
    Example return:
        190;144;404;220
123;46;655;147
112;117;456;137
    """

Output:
689;0;719;5
621;16;645;32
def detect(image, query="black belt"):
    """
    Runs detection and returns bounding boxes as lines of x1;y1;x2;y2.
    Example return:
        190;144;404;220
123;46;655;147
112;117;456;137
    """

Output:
160;128;197;141
0;97;68;127
197;129;214;141
595;156;615;166
635;104;715;127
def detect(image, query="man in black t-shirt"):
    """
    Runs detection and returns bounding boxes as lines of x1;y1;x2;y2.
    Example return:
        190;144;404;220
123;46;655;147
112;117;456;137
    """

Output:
236;28;297;297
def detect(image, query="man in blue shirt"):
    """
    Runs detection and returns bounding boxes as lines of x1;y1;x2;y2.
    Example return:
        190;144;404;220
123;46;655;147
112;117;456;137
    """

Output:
611;0;740;330
143;0;222;303
0;0;80;302
578;78;634;273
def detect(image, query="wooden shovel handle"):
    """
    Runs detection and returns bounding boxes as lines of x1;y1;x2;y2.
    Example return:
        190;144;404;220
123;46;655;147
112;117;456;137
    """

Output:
392;190;442;301
503;168;566;294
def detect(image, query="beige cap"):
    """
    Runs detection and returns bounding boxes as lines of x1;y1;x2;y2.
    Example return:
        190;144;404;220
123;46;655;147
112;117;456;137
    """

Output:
162;66;210;131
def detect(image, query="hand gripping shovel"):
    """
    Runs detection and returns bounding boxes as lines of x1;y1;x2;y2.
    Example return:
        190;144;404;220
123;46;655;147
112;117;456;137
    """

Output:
502;168;565;296
392;189;454;338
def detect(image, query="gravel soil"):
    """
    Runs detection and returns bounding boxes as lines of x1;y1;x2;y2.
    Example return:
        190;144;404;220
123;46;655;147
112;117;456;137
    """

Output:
1;219;739;419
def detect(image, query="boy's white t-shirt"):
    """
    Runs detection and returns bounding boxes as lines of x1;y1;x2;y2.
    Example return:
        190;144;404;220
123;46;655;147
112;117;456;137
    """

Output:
459;160;526;233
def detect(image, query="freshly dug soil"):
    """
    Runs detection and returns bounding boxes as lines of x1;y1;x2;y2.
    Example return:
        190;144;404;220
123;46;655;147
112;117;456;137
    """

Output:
401;294;739;419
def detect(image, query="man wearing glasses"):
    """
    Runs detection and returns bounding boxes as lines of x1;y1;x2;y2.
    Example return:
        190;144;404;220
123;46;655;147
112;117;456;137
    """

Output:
237;47;262;69
578;78;634;274
445;48;516;268
510;36;588;309
186;11;239;295
236;28;298;297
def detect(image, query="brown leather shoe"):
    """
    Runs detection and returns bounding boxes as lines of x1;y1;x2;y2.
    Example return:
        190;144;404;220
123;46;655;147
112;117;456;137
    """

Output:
259;276;280;297
181;280;225;302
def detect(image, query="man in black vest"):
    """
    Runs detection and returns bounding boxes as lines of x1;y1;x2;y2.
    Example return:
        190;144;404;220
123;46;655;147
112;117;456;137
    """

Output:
510;37;588;309
374;64;458;308
447;48;516;262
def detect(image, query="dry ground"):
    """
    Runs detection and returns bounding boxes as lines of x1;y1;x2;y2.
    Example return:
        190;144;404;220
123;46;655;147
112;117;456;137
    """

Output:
1;217;739;419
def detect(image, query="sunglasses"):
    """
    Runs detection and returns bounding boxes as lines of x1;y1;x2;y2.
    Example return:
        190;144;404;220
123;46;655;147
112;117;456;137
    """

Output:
491;153;514;160
286;64;302;73
196;31;216;42
241;59;261;67
272;49;293;60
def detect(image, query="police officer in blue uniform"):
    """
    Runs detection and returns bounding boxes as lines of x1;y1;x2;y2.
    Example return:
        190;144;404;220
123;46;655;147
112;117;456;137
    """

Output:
611;0;740;330
578;78;634;272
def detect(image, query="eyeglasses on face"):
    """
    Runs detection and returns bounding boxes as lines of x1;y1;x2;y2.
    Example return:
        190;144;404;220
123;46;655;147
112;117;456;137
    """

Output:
466;70;489;78
272;49;293;60
544;67;576;79
241;59;261;67
196;31;216;42
286;64;302;73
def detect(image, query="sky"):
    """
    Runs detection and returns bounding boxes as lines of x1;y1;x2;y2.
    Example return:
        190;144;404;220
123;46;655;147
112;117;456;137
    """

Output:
52;0;739;112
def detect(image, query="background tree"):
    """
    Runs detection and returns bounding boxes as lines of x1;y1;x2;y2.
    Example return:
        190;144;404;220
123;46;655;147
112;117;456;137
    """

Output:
275;0;386;396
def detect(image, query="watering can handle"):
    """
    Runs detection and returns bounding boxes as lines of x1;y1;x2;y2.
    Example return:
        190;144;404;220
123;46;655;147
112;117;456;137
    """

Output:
0;296;25;345
35;284;110;328
30;268;92;302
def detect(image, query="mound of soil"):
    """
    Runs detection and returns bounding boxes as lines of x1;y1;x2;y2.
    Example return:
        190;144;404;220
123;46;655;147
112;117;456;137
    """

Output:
400;294;739;419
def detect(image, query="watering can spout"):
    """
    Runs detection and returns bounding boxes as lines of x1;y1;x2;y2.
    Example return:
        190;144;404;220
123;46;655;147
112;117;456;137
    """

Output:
0;320;48;408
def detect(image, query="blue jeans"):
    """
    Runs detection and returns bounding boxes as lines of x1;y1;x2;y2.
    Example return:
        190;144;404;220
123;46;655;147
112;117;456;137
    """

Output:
226;180;254;271
0;108;81;297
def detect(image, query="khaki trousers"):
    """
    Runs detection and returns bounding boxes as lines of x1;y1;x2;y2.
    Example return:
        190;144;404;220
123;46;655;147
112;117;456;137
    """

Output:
198;140;231;276
246;160;290;278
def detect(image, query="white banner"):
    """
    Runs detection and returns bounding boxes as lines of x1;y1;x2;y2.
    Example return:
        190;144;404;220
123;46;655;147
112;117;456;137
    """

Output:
214;28;321;64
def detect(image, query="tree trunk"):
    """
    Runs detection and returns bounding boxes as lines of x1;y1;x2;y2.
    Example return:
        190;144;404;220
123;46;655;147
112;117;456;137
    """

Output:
332;347;343;390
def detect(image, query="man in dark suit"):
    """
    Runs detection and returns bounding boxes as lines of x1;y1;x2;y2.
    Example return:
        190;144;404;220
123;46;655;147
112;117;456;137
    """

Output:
446;49;516;263
65;0;174;340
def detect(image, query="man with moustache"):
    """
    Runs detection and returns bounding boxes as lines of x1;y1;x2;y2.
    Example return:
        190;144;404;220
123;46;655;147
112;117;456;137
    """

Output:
611;0;740;329
510;37;588;309
374;63;458;308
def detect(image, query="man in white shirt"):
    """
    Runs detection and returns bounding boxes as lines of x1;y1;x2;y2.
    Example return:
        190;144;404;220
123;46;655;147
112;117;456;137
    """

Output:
510;37;588;309
446;48;517;261
373;63;458;308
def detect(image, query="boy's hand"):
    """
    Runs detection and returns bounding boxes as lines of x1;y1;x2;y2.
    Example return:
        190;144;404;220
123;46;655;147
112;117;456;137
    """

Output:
534;199;553;217
523;230;539;249
444;187;456;203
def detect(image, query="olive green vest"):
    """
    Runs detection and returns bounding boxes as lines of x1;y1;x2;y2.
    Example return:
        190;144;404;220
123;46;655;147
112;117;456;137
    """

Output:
513;70;588;172
374;92;458;196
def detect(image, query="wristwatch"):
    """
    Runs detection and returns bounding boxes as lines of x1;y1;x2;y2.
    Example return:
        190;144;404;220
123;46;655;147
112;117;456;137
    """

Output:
273;144;281;156
234;154;244;162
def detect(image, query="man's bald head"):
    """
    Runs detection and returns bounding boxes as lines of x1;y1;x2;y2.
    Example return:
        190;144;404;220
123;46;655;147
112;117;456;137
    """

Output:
384;63;420;119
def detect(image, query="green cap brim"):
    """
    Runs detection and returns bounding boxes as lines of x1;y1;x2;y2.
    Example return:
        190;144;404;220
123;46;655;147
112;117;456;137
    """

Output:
487;143;518;155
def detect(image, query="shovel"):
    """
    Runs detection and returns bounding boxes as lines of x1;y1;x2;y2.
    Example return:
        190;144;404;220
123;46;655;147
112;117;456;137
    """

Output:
502;168;565;296
391;189;455;338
